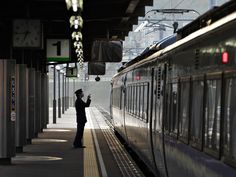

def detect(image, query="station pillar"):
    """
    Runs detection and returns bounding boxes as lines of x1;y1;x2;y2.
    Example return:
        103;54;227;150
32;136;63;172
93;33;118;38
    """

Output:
15;64;27;153
0;59;16;164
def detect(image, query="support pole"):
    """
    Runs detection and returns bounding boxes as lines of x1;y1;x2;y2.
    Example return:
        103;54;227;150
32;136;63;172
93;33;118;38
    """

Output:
73;79;75;104
62;73;65;114
58;70;61;118
67;78;69;108
65;74;67;111
53;66;56;124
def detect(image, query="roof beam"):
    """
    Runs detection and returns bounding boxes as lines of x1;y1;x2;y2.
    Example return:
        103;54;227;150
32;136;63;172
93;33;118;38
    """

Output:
126;0;140;14
121;0;140;23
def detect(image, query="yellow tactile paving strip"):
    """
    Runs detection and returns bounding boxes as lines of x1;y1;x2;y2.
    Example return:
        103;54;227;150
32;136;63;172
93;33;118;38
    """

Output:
83;129;100;177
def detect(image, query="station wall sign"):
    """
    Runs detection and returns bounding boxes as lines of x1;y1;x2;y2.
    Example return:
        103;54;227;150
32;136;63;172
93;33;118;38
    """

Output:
47;39;70;62
10;76;16;122
66;67;78;77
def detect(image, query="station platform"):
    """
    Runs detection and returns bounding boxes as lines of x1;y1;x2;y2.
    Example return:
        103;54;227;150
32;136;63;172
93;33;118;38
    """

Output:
0;107;145;177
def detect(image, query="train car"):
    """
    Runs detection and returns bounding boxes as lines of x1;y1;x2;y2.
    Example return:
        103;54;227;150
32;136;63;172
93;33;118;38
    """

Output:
111;1;236;177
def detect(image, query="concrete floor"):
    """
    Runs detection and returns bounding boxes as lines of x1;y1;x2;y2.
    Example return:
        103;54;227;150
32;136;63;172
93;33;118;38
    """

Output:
0;107;143;177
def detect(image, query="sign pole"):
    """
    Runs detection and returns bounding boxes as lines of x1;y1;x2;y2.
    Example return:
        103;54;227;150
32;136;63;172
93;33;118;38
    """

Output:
53;66;56;124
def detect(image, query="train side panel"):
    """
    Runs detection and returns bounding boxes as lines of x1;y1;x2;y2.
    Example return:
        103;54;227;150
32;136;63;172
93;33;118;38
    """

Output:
111;3;236;177
151;64;169;177
162;17;236;177
111;75;127;141
124;64;157;173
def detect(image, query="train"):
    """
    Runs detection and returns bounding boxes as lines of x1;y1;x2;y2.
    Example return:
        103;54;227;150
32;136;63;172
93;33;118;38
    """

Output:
110;1;236;177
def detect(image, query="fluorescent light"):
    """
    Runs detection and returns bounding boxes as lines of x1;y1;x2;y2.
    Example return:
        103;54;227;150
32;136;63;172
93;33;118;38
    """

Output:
71;31;82;41
69;16;83;29
72;5;78;12
65;0;83;12
55;65;61;70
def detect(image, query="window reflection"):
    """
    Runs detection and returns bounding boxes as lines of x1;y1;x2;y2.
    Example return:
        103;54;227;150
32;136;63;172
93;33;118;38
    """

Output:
179;81;190;140
224;78;236;161
190;80;204;147
204;79;221;152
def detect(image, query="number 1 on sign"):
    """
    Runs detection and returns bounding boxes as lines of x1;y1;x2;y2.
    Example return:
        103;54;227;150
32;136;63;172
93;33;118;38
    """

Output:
52;41;61;56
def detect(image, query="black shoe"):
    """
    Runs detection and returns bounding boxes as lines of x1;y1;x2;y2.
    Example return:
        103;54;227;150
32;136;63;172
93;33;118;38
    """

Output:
77;145;86;148
73;145;86;148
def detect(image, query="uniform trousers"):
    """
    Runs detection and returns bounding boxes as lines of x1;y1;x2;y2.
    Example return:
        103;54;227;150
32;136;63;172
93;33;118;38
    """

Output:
73;122;85;147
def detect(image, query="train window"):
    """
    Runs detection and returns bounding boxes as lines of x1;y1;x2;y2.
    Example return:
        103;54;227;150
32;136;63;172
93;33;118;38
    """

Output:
136;85;140;116
112;88;115;107
143;83;149;122
204;79;221;155
113;88;116;107
130;85;133;114
140;85;143;117
165;82;178;134
126;86;128;111
138;86;141;117
126;86;129;112
119;86;124;109
136;85;138;115
223;77;236;164
127;85;133;114
179;80;190;142
133;85;136;115
190;79;204;149
129;86;132;113
119;87;122;109
129;86;131;112
130;86;133;113
126;82;148;122
170;83;179;135
112;87;122;109
165;84;171;132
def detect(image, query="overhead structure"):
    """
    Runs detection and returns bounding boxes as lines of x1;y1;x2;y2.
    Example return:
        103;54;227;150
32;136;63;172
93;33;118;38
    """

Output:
0;0;153;63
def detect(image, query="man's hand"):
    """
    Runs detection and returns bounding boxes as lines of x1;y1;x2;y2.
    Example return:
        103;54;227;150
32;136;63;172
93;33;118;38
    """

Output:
87;94;91;99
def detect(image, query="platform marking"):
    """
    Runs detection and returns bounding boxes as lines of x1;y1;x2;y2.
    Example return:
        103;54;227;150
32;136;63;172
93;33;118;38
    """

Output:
87;109;108;177
83;129;100;177
93;107;145;177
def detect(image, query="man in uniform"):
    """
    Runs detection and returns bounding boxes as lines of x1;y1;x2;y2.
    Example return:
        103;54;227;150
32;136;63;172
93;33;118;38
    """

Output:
73;89;91;148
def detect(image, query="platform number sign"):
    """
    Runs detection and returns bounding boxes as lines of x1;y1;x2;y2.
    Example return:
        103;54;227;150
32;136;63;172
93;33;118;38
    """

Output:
10;76;16;122
47;39;70;62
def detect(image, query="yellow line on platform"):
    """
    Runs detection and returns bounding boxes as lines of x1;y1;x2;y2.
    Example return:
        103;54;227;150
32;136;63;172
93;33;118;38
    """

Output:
83;129;100;177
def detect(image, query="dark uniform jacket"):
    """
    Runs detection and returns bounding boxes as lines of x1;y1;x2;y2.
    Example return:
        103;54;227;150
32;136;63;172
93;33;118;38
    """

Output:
75;97;91;123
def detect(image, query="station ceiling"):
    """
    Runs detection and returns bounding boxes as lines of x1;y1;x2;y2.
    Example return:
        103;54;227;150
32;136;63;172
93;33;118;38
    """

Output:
0;0;153;63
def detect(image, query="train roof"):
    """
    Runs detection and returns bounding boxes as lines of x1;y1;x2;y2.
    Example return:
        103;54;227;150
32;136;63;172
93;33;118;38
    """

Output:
113;0;236;79
177;0;236;38
146;34;177;53
161;9;236;56
117;34;176;72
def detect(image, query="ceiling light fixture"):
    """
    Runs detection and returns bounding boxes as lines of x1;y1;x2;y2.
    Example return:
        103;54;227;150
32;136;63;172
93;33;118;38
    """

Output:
65;0;83;12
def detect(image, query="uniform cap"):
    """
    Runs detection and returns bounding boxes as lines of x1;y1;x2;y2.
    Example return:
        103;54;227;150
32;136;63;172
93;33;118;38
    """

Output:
75;89;83;95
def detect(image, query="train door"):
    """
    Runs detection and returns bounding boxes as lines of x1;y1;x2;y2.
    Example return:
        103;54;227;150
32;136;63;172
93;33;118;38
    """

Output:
110;83;114;124
122;74;129;142
151;64;168;177
111;76;126;140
